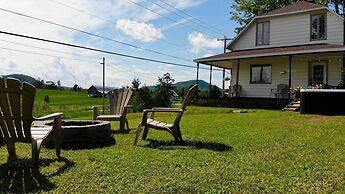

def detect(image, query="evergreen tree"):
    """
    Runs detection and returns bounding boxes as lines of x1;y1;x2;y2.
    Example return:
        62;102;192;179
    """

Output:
153;73;175;107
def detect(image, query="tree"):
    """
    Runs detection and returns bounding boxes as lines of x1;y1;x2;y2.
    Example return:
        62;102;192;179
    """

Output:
131;78;141;91
73;84;78;92
33;78;45;89
210;85;221;98
129;78;153;112
231;0;328;33
328;0;345;15
153;73;175;107
57;80;61;89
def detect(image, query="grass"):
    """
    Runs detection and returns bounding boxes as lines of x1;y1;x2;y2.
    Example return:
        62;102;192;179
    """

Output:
0;89;344;192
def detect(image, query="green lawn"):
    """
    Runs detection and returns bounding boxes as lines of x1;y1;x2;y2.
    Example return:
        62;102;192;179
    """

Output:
0;89;344;193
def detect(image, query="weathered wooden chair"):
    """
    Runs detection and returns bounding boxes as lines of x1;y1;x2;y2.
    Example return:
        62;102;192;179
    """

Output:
271;84;289;98
134;85;198;145
93;88;133;131
231;84;242;97
0;77;63;167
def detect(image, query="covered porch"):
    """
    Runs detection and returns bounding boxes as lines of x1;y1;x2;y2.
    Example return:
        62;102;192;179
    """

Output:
194;44;345;99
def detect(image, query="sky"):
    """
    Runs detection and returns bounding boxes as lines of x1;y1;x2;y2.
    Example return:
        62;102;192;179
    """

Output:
0;0;238;88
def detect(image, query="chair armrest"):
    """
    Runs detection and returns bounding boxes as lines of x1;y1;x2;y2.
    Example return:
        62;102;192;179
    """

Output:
35;113;63;121
152;107;181;110
144;108;183;113
93;105;109;109
125;105;133;108
271;89;277;93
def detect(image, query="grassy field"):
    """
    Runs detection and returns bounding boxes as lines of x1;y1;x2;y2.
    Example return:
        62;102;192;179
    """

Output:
0;89;344;193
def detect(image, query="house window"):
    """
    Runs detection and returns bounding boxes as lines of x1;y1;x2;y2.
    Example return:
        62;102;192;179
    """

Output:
311;14;326;40
256;21;270;46
309;61;327;84
250;65;272;84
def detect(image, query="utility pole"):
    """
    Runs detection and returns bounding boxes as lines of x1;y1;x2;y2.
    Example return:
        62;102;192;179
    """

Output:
217;36;232;97
101;57;105;114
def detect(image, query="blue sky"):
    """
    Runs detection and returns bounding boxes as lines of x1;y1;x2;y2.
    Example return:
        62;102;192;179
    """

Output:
0;0;238;88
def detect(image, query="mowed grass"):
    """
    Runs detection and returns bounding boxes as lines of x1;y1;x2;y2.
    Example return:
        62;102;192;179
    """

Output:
0;89;344;193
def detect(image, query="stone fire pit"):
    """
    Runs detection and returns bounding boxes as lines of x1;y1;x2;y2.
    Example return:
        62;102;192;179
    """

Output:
36;120;115;148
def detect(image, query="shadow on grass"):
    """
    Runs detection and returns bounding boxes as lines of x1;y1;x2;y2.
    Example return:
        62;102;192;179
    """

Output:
111;129;131;134
142;139;232;152
45;136;116;150
0;157;74;193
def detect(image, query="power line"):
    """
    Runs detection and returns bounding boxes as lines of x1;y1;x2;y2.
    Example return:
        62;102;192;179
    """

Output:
0;7;191;62
0;39;100;60
126;0;219;39
0;38;186;82
0;45;155;84
147;0;226;37
157;0;229;36
0;30;223;71
0;46;99;64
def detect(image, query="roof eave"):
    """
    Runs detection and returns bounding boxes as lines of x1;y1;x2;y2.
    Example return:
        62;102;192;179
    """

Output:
194;47;345;64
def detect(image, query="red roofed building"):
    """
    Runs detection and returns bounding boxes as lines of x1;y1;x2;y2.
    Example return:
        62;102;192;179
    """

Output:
194;1;345;99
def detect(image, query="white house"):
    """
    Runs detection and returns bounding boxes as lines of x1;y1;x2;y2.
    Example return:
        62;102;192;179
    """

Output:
194;1;345;99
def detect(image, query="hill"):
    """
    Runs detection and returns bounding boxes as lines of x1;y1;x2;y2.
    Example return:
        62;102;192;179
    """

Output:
2;74;37;84
174;80;215;91
148;80;219;91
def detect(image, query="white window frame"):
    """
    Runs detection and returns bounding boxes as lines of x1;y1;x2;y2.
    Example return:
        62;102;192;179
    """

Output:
256;21;270;46
310;14;327;41
309;61;328;85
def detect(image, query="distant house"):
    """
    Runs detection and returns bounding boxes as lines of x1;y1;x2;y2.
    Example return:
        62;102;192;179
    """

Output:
170;90;179;102
87;85;117;98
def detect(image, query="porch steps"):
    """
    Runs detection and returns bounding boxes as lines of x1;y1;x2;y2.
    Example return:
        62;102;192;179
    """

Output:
282;99;300;112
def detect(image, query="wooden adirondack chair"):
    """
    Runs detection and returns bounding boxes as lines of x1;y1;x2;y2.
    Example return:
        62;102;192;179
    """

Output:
93;88;133;131
134;84;198;145
0;77;63;167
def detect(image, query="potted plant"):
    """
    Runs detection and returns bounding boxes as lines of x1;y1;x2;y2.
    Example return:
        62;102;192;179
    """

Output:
292;86;302;99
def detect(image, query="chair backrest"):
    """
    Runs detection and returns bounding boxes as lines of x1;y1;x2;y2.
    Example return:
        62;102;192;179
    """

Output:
277;84;289;98
233;84;241;93
173;84;198;125
0;77;35;143
108;88;133;115
180;84;198;111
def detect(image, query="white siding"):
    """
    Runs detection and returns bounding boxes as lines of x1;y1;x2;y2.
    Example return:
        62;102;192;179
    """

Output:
230;11;344;51
231;54;343;98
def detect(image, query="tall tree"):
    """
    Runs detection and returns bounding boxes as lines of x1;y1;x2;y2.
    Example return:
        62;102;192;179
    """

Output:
231;0;328;34
131;78;141;91
328;0;344;15
153;73;175;107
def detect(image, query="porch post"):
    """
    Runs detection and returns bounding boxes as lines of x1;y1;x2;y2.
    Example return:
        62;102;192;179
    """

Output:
288;55;292;99
236;59;240;86
209;65;213;97
222;68;225;97
196;63;199;85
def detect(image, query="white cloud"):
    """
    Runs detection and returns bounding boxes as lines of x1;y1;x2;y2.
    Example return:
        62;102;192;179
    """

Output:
116;19;163;42
188;32;222;53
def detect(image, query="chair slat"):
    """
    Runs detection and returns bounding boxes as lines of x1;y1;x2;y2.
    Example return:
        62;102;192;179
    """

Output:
116;89;124;115
22;82;35;141
111;89;119;115
0;79;17;139
6;79;24;140
0;78;10;141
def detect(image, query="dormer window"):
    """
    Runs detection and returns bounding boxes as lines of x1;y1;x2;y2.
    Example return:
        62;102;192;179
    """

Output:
256;21;270;46
311;14;326;40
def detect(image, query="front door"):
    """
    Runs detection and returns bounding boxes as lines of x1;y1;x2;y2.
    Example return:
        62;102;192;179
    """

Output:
309;61;327;85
